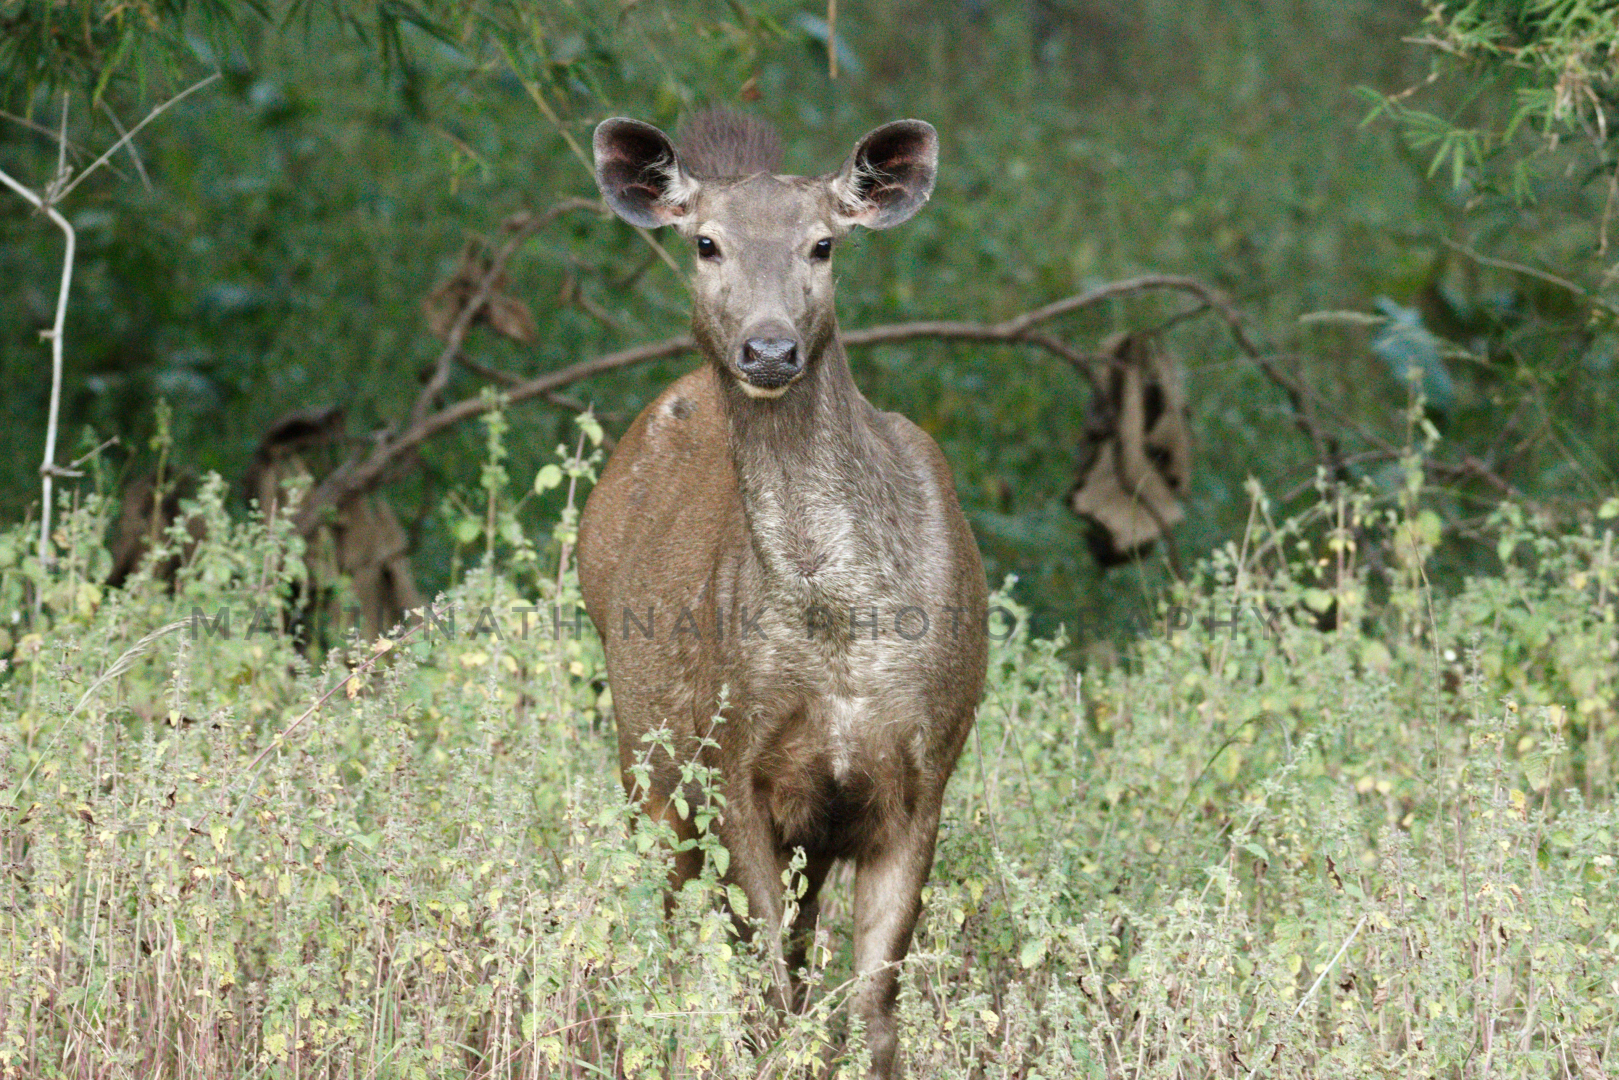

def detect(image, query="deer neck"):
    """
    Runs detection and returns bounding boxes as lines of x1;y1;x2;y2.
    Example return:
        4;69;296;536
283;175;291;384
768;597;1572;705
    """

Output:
718;341;900;601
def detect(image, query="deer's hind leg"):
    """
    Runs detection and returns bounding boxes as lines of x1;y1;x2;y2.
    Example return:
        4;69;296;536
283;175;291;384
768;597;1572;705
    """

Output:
621;745;707;915
649;788;706;912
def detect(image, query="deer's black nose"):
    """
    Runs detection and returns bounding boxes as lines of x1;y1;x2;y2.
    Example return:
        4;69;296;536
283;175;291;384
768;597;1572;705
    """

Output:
738;337;802;389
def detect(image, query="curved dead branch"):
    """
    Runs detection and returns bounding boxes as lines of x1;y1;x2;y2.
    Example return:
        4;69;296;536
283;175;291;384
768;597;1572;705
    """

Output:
294;273;1311;538
411;197;601;430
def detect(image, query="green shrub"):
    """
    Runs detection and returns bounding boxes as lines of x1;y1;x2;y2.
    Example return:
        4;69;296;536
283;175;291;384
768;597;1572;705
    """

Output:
1;426;1615;1077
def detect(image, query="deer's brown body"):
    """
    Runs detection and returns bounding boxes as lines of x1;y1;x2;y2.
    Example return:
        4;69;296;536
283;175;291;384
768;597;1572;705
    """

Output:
577;111;987;1077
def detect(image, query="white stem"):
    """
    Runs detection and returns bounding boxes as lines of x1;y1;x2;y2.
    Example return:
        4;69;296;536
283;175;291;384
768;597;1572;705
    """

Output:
0;74;217;590
1242;914;1368;1080
0;165;76;576
1290;914;1367;1020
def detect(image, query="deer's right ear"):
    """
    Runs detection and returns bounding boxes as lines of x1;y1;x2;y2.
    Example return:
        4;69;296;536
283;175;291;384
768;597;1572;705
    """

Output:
593;118;700;229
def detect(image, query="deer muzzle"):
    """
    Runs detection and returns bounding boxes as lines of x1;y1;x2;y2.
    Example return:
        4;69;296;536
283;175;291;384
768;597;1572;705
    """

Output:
737;334;803;397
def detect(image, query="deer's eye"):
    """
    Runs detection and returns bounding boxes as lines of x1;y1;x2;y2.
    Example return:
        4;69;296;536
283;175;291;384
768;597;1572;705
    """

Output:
811;238;833;261
697;235;720;260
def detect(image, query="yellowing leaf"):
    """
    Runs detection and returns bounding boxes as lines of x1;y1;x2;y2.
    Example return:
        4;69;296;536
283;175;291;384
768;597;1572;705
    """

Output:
534;464;564;493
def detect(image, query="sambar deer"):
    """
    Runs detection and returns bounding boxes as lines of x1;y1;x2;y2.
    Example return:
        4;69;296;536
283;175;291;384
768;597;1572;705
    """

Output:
577;110;988;1078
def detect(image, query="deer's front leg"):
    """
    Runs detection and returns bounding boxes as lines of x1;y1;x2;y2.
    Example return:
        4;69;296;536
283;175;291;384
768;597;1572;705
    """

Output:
722;779;795;1007
851;818;938;1079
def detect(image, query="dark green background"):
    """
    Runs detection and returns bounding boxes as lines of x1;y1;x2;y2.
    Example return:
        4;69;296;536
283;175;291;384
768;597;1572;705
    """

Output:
3;0;1615;647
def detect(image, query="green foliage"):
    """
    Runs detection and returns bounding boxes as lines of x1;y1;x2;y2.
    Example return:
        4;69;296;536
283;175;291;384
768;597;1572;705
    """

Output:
0;0;220;106
2;418;1615;1077
3;6;1617;1073
1370;0;1619;189
2;0;1616;647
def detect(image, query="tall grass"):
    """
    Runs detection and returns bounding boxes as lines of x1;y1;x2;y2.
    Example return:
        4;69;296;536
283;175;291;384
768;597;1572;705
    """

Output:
1;421;1615;1077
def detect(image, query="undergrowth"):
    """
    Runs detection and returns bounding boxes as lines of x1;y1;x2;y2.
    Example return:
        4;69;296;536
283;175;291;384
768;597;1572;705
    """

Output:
1;411;1615;1078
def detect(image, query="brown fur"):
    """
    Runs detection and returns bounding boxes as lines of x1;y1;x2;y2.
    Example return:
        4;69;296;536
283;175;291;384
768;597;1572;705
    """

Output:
581;114;986;1078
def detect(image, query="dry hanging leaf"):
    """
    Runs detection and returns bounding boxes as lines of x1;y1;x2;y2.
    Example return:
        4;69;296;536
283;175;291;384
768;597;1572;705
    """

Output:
422;241;537;345
1069;332;1192;566
486;292;537;343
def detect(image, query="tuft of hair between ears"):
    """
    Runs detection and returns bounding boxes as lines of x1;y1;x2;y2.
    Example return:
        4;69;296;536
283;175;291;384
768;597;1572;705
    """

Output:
676;107;784;179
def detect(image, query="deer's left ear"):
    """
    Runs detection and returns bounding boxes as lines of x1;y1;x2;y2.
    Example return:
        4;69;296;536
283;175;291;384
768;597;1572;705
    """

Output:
828;119;938;230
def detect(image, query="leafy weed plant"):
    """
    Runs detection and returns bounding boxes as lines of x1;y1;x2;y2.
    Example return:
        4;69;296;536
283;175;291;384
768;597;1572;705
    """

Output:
1;417;1615;1078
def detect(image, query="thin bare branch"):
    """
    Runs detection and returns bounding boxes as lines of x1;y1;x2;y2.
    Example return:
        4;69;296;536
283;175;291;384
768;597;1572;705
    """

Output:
0;109;91;162
53;95;69;193
842;322;1105;393
290;271;1404;550
563;271;626;333
293;333;696;536
842;273;1330;461
99;101;153;192
828;0;839;79
294;274;1327;536
1054;276;1334;471
1441;237;1619;319
2;75;221;583
55;73;220;202
504;55;682;276
456;352;604;416
67;435;120;471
